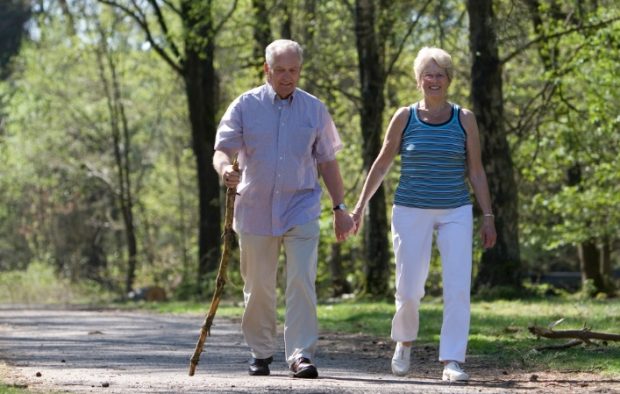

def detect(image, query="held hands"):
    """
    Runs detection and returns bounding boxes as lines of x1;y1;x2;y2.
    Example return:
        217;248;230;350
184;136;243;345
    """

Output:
350;206;364;235
222;164;240;188
333;210;355;242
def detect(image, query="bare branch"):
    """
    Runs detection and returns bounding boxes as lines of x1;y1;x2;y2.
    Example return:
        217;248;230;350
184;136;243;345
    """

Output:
535;338;583;351
501;16;620;64
146;0;181;61
214;0;239;34
161;0;181;16
385;0;433;77
529;325;620;341
97;0;183;75
311;77;362;108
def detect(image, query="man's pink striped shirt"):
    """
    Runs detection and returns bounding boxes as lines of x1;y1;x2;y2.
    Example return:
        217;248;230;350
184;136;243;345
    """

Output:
214;83;342;236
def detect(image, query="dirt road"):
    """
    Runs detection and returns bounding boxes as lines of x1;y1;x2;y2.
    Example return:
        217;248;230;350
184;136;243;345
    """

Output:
0;307;617;393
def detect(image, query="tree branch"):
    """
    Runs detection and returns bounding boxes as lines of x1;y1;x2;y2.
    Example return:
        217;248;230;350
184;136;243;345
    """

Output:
214;0;239;34
529;325;620;342
385;0;433;77
160;0;181;16
97;0;183;75
146;0;181;61
535;338;584;351
501;16;620;64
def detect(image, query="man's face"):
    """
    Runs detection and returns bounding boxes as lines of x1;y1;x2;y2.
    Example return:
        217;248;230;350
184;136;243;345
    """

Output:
265;50;301;99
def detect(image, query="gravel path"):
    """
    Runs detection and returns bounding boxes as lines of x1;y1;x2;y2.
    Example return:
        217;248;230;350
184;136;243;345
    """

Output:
0;307;618;393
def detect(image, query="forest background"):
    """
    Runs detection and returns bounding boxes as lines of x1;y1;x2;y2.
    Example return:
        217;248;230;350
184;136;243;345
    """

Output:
0;0;619;304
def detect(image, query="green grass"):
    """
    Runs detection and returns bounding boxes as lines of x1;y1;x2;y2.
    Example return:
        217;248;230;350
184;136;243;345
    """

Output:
148;296;620;376
467;298;620;375
0;381;29;394
0;262;113;305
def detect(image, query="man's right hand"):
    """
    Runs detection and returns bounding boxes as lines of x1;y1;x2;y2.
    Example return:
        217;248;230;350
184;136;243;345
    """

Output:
333;210;355;242
222;164;240;189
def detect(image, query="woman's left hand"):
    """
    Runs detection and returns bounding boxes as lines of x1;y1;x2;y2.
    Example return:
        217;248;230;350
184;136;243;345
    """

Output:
480;216;497;249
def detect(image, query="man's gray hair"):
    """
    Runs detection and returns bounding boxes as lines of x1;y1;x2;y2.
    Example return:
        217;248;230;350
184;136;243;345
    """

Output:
265;39;304;67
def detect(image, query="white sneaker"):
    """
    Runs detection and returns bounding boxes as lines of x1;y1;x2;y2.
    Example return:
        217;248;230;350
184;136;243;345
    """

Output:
442;361;469;382
391;342;411;376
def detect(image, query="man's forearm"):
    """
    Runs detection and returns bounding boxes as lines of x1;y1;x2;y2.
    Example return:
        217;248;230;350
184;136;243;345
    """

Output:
213;150;232;176
318;159;346;207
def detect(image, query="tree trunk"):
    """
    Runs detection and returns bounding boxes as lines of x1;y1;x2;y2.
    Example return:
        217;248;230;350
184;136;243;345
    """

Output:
566;164;606;295
174;152;190;279
600;237;614;292
181;1;221;293
94;22;139;294
354;0;390;297
279;1;292;39
578;239;605;295
328;242;352;297
251;0;272;82
0;0;31;79
467;0;522;291
98;0;230;296
301;0;317;93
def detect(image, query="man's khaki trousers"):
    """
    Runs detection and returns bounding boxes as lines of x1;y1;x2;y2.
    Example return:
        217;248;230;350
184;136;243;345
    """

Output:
238;219;319;365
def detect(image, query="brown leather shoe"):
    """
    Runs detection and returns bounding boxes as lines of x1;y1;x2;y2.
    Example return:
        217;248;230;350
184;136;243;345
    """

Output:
290;357;318;379
248;356;273;376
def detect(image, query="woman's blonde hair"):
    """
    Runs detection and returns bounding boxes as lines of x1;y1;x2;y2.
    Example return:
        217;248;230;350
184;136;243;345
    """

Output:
413;47;453;86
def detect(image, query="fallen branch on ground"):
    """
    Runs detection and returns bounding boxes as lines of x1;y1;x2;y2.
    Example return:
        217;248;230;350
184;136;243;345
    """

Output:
528;321;620;351
533;338;584;351
528;326;620;342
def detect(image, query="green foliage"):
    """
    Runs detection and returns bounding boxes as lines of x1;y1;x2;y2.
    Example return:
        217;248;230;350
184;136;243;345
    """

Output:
0;261;113;304
1;4;195;294
504;2;620;277
0;0;619;300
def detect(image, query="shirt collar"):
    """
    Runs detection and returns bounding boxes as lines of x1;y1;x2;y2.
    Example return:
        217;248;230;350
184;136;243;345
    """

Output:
265;83;295;104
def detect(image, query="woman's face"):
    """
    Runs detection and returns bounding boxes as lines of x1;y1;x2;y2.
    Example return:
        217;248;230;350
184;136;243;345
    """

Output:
419;60;450;99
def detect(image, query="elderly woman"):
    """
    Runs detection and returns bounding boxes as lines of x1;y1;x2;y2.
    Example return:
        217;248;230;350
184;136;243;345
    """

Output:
351;47;496;381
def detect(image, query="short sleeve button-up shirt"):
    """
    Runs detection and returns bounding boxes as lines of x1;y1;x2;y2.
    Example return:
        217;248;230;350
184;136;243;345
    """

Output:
214;83;343;236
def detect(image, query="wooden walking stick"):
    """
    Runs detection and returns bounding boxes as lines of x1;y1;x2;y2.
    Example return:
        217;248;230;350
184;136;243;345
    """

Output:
189;159;239;376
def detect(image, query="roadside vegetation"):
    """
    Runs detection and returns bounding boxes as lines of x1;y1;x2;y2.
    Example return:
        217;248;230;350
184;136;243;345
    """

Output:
1;263;619;376
138;296;620;376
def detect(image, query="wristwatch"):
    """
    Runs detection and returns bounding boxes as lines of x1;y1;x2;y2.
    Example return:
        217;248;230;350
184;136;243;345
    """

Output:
332;203;347;212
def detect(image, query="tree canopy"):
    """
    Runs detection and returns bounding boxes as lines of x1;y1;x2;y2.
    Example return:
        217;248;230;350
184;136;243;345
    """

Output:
0;0;618;300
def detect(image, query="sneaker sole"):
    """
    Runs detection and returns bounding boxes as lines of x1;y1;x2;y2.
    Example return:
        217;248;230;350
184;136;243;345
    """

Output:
391;360;410;376
292;367;318;379
248;369;270;376
442;374;469;382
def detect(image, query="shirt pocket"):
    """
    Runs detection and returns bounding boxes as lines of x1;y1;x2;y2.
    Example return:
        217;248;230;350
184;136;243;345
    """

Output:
244;123;275;157
290;126;317;158
288;126;318;191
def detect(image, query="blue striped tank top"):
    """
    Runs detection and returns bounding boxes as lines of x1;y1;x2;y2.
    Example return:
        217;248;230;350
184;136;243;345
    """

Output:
394;102;471;209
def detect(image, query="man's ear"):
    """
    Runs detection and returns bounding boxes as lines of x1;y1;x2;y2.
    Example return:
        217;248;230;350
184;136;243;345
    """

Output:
263;62;269;76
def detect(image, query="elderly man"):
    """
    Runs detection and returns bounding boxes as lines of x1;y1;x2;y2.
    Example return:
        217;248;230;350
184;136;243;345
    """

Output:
213;39;353;379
